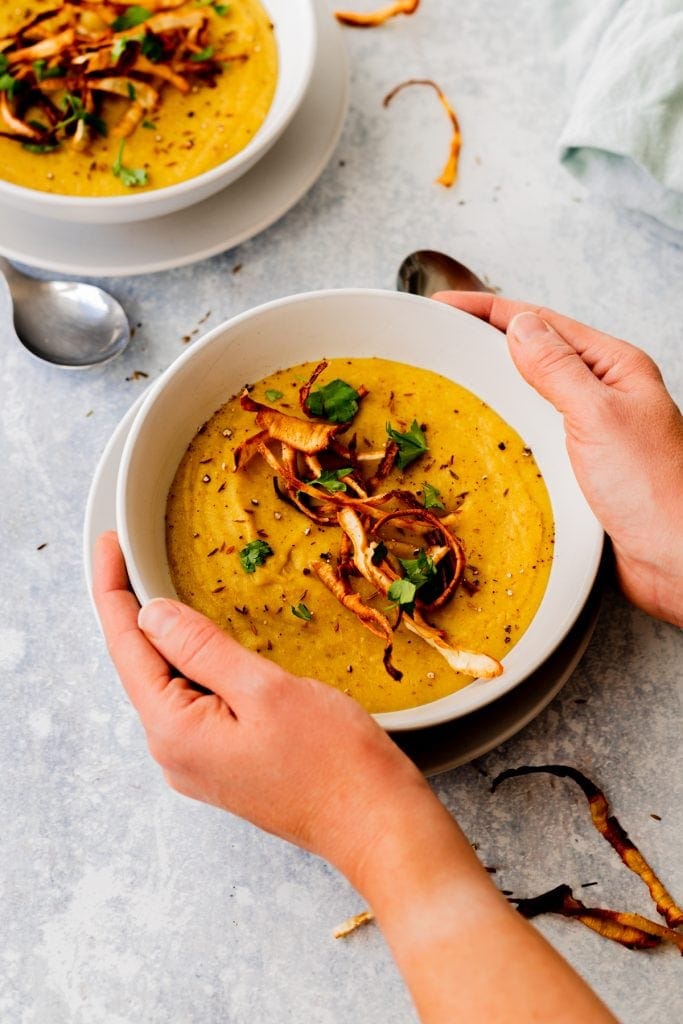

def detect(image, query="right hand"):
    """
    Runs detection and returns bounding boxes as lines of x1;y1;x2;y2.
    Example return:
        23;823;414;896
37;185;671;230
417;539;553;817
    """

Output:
92;531;431;888
434;292;683;627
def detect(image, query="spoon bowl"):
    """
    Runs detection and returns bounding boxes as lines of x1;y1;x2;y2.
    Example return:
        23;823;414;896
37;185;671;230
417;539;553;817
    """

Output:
397;249;489;296
0;259;130;368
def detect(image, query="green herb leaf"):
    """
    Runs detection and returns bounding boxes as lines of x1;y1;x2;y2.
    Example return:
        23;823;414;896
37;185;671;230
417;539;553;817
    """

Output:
239;539;273;573
0;73;16;96
32;59;64;81
112;139;148;187
398;549;437;590
62;92;82;113
386;419;428;470
0;55;8;75
422;481;444;510
291;602;312;621
118;163;147;186
387;578;417;613
387;550;436;614
142;119;157;129
196;0;230;9
57;92;107;135
305;378;360;423
264;389;284;402
190;45;214;62
85;111;107;136
111;37;129;60
139;32;164;61
22;139;59;154
311;467;352;493
127;81;137;100
111;5;151;31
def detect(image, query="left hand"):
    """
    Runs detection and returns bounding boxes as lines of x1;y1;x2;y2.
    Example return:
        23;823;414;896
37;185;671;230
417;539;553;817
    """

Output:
93;531;430;886
433;291;683;626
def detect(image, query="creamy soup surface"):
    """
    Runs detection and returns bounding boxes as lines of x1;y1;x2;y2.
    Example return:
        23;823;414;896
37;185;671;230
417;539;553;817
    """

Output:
0;0;277;196
166;358;555;714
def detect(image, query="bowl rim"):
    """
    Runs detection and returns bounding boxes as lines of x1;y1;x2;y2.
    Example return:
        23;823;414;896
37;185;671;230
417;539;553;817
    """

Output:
0;0;317;212
117;288;604;731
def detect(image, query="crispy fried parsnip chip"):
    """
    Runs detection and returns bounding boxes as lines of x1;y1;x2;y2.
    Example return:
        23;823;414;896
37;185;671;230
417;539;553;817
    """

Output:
335;1;420;29
383;78;462;187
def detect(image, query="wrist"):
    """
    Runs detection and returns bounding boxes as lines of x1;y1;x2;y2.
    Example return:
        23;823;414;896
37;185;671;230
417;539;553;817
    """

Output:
343;774;499;926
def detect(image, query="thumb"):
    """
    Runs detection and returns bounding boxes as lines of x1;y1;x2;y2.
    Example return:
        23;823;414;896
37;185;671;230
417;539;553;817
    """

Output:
138;598;284;705
507;312;602;416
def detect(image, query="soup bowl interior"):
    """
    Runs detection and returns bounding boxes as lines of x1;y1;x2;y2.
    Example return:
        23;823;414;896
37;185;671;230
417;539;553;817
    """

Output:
117;289;603;731
0;0;316;224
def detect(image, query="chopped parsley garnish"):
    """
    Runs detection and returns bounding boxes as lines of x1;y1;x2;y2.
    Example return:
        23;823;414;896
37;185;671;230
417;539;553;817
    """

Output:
0;55;8;74
32;60;64;81
22;139;59;154
57;93;107;137
387;550;437;614
239;539;273;573
112;139;148;187
139;33;164;62
0;73;16;97
111;37;129;60
386;419;428;470
305;379;360;423
127;82;137;100
312;467;352;493
196;0;230;11
387;578;418;613
111;5;151;31
264;389;284;402
142;119;157;129
291;602;312;621
190;45;214;62
422;481;444;510
399;549;437;589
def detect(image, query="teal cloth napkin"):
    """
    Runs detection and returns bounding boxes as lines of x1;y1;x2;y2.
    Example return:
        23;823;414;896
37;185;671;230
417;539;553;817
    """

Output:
558;0;683;232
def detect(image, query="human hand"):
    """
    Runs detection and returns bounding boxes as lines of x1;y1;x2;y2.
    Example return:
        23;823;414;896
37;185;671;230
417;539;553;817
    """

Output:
434;293;683;627
93;532;617;1024
92;531;431;887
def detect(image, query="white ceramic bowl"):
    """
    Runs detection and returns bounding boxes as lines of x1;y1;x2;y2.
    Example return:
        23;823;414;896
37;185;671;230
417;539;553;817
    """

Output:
117;289;603;731
0;0;316;224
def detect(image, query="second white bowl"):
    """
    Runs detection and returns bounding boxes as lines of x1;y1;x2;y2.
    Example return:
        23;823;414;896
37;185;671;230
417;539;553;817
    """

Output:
0;0;316;224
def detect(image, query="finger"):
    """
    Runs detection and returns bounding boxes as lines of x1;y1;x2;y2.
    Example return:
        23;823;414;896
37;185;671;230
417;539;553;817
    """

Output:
433;290;585;341
138;598;285;709
433;291;541;329
506;312;602;417
93;531;175;716
433;291;642;382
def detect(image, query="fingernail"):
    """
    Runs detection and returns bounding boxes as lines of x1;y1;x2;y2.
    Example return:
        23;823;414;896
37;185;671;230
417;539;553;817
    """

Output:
508;312;549;344
139;599;181;639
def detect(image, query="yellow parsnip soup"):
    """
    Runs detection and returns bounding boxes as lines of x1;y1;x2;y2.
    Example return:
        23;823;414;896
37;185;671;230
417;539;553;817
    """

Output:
0;1;277;196
166;359;554;714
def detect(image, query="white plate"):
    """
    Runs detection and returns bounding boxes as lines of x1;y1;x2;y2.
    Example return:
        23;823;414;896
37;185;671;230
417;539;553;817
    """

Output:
0;1;347;276
83;394;602;773
396;576;601;776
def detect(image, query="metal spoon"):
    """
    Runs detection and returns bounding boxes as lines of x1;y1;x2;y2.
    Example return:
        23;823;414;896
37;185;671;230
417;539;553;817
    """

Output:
0;257;131;369
397;249;489;296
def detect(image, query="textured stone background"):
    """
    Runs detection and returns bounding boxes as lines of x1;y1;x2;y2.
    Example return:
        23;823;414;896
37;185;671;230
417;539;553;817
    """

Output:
1;1;681;1022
